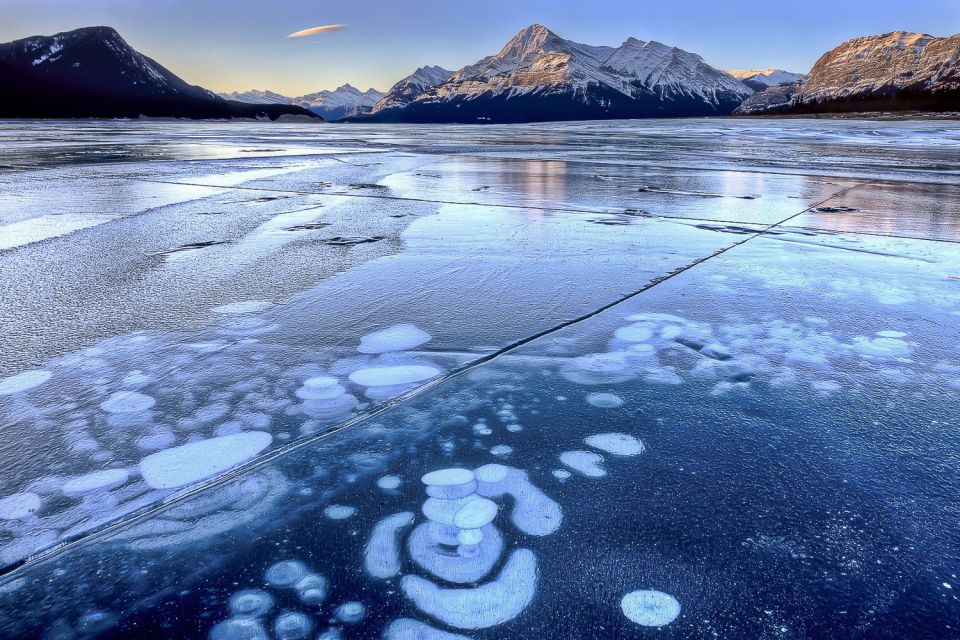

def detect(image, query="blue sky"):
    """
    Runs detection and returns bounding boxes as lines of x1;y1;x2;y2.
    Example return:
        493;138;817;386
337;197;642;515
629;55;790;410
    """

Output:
1;0;958;95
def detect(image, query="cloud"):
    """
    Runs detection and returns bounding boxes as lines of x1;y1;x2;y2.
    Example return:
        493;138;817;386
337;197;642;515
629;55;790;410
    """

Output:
287;24;346;39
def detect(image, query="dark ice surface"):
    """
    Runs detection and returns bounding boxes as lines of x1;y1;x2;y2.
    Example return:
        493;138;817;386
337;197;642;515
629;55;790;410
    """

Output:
0;118;958;639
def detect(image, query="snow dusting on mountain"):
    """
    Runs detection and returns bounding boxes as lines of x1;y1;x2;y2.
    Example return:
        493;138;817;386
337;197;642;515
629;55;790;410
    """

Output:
219;89;293;105
293;84;385;120
372;66;453;113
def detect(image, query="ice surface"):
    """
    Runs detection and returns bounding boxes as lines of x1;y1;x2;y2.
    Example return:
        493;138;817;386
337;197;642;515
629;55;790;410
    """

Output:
323;504;357;520
0;492;41;520
138;431;272;489
357;323;432;354
99;391;155;413
211;300;273;314
61;469;129;495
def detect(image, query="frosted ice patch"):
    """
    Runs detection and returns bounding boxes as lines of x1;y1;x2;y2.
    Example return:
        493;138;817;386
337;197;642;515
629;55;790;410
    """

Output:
62;469;129;496
584;433;644;457
349;365;441;387
212;300;273;314
384;619;471;640
357;324;432;354
877;330;907;338
0;493;41;520
100;391;155;414
324;504;357;520
0;370;51;396
621;590;681;627
401;548;538;629
139;431;272;489
614;325;654;342
559;451;606;478
586;392;624;409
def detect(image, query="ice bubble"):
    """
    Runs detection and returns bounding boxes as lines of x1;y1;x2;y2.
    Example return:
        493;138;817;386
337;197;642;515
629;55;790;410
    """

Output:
453;497;498;529
316;629;342;640
194;402;231;423
812;380;842;394
0;529;57;565
627;313;684;323
358;324;432;354
274;611;313;640
265;560;310;587
210;618;270;640
506;423;523;432
212;300;273;314
472;423;493;436
300;393;358;420
349;365;441;387
228;589;275;617
363;383;417;401
139;431;272;489
62;469;129;496
584;433;644;456
643;367;682;385
383;618;471;640
700;343;732;361
0;492;41;520
614;325;654;342
0;370;51;396
474;465;561;536
402;548;538;629
620;590;681;627
457;529;483;545
585;392;624;409
560;352;637;385
75;611;117;636
559;451;606;478
489;444;512;457
365;511;415;579
408;522;502;584
422;468;474;487
552;469;571;481
136;428;176;451
426;479;477;500
423;495;482;525
324;505;357;520
99;391;156;414
877;330;907;338
294;574;328;606
334;601;366;623
849;336;911;359
377;475;402;491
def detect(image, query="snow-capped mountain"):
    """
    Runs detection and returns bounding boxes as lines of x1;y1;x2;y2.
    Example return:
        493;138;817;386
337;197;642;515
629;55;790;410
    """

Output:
293;84;385;121
371;66;454;113
363;24;753;123
0;26;319;120
725;69;805;91
218;89;293;105
736;31;960;114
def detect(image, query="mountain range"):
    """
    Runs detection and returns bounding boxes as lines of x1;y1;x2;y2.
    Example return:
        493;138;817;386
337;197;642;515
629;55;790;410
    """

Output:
219;85;386;121
359;24;755;123
737;31;960;114
0;27;318;120
1;24;957;122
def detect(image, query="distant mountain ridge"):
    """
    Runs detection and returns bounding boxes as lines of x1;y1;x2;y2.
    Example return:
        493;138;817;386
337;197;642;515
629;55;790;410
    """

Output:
736;31;960;114
725;69;805;92
219;85;386;121
360;24;753;123
0;27;320;120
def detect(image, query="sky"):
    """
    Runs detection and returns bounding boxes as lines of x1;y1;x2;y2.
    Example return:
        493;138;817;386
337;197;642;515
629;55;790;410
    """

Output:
1;0;958;96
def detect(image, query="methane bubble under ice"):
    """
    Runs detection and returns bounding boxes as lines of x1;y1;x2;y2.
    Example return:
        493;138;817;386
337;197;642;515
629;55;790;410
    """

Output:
620;590;681;627
138;431;272;489
357;324;432;354
558;451;607;478
584;433;644;456
401;548;538;630
365;511;414;579
384;618;471;640
585;392;624;409
349;365;441;387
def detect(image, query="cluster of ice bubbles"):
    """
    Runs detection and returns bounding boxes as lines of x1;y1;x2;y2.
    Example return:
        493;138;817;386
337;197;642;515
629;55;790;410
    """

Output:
364;440;678;637
0;318;441;568
210;559;365;640
557;311;943;397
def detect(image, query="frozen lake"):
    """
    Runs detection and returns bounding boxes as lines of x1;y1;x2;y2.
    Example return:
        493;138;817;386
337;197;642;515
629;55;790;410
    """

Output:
0;118;958;639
